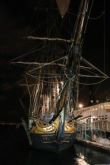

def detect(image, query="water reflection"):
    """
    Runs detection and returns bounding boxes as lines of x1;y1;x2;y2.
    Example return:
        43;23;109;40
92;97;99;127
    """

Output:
25;147;77;165
75;153;90;165
1;141;110;165
75;144;110;165
24;146;93;165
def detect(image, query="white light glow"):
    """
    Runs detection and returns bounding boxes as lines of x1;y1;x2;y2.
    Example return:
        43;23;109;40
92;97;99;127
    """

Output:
78;103;84;109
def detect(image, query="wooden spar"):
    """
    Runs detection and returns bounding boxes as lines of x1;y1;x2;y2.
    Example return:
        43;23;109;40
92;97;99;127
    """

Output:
73;0;93;45
56;0;71;18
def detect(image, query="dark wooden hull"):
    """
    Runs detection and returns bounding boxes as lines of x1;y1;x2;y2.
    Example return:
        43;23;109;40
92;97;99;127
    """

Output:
30;132;76;152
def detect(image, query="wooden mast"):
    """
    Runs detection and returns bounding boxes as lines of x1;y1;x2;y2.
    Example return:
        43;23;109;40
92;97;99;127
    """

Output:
49;0;93;123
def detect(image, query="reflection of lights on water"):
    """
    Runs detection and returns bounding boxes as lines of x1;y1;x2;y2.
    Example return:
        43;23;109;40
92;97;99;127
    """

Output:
76;158;90;165
76;153;90;165
79;153;84;159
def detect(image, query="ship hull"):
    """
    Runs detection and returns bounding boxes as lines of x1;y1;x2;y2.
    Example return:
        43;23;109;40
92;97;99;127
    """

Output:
30;132;76;152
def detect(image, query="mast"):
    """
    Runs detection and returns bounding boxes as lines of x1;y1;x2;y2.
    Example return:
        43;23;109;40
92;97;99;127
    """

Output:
67;0;93;110
49;0;93;123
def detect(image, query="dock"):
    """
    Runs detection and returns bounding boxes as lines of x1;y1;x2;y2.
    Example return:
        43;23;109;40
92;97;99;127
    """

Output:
76;138;110;154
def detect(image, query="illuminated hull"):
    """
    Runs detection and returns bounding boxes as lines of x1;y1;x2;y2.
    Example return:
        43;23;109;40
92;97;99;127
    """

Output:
30;132;76;152
29;118;76;152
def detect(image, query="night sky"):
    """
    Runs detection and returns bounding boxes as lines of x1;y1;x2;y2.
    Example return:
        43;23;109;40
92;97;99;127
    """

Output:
0;0;110;121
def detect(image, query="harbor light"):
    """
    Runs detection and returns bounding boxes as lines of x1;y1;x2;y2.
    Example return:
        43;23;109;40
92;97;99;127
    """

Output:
78;103;84;109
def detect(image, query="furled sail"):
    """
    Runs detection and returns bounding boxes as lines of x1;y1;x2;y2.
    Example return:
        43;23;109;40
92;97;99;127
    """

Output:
56;0;71;18
49;80;69;124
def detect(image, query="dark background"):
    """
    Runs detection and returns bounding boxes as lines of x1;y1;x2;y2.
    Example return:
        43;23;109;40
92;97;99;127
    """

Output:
0;0;110;121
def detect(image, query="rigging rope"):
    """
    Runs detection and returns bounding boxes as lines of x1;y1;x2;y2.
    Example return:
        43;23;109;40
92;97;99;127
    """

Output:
79;78;108;85
10;44;46;62
27;55;66;73
0;122;21;128
103;0;106;73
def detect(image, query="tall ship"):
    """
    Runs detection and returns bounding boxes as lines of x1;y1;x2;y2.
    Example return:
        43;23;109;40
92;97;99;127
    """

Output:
13;0;108;152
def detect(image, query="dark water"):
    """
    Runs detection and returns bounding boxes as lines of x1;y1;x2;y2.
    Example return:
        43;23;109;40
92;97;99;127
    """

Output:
1;142;110;165
0;127;110;165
